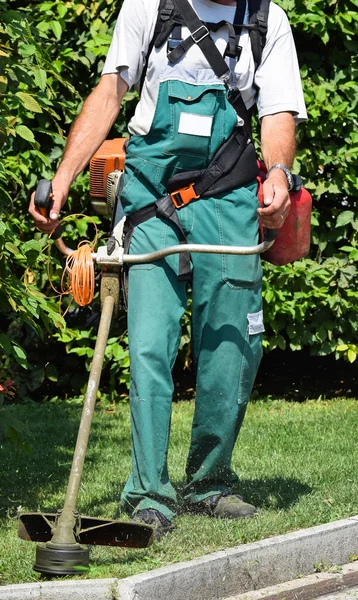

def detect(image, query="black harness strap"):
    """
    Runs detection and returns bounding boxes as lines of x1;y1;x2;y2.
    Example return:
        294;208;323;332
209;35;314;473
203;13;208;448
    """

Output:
168;20;240;62
234;0;247;27
188;126;251;198
123;198;192;282
248;0;270;69
155;13;184;48
140;0;169;91
144;0;270;93
168;0;230;78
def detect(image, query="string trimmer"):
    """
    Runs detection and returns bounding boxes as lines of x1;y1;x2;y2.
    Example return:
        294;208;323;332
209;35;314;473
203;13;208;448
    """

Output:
18;139;280;576
18;175;154;576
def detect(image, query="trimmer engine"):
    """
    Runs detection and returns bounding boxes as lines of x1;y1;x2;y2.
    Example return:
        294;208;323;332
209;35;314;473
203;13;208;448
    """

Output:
90;138;126;215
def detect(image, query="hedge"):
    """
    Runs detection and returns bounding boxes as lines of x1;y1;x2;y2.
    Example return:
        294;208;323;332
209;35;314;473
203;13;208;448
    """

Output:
0;0;357;410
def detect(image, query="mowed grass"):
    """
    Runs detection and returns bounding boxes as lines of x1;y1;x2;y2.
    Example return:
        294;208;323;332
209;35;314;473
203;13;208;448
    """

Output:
0;398;357;585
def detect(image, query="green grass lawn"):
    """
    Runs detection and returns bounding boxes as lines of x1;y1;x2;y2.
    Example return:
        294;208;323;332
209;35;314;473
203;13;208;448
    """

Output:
0;398;357;586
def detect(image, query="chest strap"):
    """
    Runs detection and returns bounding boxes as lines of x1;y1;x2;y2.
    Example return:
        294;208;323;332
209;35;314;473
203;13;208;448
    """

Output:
168;0;230;78
167;20;241;64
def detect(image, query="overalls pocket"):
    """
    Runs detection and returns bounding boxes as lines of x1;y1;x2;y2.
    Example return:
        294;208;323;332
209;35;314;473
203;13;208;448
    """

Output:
163;81;225;162
214;182;263;288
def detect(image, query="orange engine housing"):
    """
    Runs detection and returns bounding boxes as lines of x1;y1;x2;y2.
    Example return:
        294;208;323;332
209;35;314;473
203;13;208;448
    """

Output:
89;138;127;198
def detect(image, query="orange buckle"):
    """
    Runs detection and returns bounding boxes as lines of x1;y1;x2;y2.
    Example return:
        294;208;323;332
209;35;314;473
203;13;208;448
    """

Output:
170;183;200;209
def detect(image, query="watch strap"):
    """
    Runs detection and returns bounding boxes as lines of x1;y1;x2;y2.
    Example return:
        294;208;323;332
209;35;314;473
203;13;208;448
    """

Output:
267;163;293;191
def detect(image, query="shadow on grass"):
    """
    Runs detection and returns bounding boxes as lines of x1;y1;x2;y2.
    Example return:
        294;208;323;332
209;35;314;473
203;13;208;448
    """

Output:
66;476;312;524
0;404;129;518
235;477;312;510
173;476;312;514
0;405;311;524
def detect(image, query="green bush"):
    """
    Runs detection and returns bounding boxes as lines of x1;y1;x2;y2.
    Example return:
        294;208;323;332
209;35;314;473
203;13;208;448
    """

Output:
262;0;358;362
0;0;357;407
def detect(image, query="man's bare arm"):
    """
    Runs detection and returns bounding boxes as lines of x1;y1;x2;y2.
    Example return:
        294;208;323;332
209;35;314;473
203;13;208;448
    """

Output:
29;73;128;233
257;112;296;229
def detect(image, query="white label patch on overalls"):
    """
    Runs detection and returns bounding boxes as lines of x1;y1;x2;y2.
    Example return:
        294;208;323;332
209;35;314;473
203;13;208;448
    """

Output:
178;113;213;137
247;310;265;335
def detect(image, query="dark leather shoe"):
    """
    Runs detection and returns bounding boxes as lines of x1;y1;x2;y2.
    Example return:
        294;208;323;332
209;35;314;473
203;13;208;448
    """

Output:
192;492;257;519
131;508;175;541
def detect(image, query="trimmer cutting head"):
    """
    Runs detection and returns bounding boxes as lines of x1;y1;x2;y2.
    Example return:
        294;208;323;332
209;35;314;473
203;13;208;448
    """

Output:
34;544;89;576
19;512;154;576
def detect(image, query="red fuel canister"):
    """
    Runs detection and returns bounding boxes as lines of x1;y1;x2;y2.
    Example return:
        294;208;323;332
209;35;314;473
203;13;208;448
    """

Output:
257;161;312;266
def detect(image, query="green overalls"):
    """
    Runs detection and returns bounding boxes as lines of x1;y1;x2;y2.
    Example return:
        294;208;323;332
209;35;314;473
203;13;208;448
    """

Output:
120;76;263;520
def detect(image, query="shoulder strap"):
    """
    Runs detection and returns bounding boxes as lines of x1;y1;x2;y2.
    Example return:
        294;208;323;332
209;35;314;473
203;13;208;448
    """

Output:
169;0;230;78
141;0;270;91
233;0;246;29
247;0;270;70
139;0;174;92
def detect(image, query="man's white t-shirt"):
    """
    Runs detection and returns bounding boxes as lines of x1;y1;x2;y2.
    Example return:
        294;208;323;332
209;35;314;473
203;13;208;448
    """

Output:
102;0;307;135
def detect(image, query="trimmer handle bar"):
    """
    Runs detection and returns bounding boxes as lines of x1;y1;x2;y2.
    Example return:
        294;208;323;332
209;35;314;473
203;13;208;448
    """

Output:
33;179;277;259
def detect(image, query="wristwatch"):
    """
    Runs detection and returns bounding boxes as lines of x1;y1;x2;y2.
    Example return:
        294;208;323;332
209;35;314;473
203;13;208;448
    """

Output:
267;163;294;191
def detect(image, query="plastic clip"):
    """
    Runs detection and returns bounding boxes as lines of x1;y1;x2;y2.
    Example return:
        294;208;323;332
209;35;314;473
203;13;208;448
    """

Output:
170;184;200;209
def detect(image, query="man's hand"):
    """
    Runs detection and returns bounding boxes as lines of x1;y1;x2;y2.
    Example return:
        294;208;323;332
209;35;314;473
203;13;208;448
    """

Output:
28;177;70;235
257;169;291;229
258;111;296;229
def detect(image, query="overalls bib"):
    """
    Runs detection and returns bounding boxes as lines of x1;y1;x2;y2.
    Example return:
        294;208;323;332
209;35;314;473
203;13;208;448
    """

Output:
120;70;264;520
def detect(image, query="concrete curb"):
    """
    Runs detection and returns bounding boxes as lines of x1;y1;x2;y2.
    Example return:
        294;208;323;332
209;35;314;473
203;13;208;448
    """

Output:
226;561;358;599
1;516;357;600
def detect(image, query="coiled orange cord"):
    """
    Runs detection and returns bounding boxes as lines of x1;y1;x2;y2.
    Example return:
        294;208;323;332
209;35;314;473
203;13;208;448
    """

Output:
46;214;98;309
63;242;95;306
24;214;98;313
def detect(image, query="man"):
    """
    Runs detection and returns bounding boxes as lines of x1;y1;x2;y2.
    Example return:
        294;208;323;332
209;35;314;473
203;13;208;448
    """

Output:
29;0;306;540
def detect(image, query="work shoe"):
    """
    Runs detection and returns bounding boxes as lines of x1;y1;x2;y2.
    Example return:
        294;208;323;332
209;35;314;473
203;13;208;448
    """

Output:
131;508;175;541
191;492;257;520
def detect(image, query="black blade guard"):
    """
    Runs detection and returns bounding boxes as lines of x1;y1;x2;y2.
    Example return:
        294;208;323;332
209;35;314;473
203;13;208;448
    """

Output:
18;513;154;548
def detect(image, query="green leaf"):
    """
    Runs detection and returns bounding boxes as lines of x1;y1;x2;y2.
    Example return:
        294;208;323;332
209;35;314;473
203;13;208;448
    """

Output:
12;344;28;369
347;349;357;363
5;242;23;257
50;20;62;40
39;1;55;11
0;75;8;94
15;125;36;143
33;68;47;91
76;220;88;237
0;333;12;354
336;211;355;228
18;44;36;57
57;4;68;18
30;149;51;167
16;92;43;113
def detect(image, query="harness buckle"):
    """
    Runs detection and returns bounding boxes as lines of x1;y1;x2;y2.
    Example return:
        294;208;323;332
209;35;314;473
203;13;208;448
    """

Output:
167;38;183;52
170;183;200;209
191;25;209;44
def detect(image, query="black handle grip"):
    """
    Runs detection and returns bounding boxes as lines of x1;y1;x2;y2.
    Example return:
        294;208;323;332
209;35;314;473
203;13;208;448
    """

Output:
34;179;53;215
34;179;62;240
264;228;279;242
291;174;302;194
51;224;63;240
